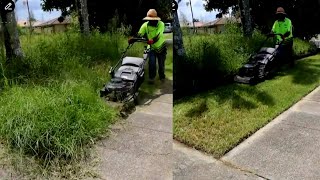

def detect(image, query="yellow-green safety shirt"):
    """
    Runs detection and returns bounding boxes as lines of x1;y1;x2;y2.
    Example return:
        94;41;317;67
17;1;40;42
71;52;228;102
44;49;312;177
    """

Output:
138;21;166;53
272;17;293;44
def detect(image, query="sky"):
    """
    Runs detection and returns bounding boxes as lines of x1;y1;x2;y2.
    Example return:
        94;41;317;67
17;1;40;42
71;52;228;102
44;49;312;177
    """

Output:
178;0;218;23
14;0;217;23
15;0;61;22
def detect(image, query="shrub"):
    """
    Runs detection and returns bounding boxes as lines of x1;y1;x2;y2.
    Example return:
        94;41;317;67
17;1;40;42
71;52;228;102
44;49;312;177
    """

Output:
3;32;143;84
293;38;317;57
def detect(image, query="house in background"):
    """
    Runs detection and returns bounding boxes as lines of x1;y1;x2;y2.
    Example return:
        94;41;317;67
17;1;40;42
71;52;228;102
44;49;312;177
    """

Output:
181;21;205;33
204;17;241;33
17;20;44;33
33;16;72;33
181;17;241;34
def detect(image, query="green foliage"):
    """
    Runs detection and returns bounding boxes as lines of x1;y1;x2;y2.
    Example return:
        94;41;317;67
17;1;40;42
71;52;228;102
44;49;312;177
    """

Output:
204;0;320;38
40;0;172;33
293;38;318;57
0;81;117;164
0;31;147;169
3;32;141;84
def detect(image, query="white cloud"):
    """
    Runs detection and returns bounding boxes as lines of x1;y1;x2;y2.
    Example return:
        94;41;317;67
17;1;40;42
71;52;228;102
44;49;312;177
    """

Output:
177;0;218;22
15;0;61;22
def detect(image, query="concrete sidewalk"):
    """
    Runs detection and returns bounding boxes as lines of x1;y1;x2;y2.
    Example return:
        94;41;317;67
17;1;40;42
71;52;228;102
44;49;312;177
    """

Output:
96;81;173;180
174;86;320;180
222;85;320;179
173;141;262;180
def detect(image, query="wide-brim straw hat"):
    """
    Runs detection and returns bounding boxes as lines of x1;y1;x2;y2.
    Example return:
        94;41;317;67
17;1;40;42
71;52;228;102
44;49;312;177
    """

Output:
143;9;161;21
276;7;286;14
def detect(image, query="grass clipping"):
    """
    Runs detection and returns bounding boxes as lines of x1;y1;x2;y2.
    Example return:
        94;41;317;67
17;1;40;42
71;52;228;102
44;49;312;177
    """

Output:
0;80;117;167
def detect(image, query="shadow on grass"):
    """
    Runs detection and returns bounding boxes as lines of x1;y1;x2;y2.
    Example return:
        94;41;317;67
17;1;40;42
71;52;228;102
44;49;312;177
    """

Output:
214;83;275;109
272;55;320;85
175;82;275;112
184;99;208;117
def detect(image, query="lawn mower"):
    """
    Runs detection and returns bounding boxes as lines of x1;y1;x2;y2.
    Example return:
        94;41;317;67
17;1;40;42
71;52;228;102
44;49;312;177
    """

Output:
100;37;149;105
234;33;286;85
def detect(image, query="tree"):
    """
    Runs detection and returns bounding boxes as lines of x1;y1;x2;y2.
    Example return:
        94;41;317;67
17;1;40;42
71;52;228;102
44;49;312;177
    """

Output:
0;0;24;61
78;0;89;35
204;0;320;39
40;0;172;34
173;0;186;57
239;0;252;37
173;0;187;95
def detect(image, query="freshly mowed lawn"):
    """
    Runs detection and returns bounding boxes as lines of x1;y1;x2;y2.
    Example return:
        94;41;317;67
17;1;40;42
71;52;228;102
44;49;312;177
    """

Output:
173;54;320;158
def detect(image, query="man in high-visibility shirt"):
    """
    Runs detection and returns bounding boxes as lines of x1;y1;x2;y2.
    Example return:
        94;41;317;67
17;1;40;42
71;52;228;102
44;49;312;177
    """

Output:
129;9;167;84
270;7;294;67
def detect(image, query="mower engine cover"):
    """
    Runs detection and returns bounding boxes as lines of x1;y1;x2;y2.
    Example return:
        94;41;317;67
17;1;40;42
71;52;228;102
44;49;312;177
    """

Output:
114;56;145;81
105;77;134;91
258;47;276;54
122;56;145;70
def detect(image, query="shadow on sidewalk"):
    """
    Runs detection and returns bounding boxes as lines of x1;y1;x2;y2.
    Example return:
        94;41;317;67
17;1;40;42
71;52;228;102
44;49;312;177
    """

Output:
138;79;173;106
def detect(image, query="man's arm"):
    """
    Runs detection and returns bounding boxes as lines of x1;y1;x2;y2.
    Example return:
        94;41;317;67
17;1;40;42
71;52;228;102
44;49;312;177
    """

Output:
284;19;292;37
271;21;277;34
137;22;147;38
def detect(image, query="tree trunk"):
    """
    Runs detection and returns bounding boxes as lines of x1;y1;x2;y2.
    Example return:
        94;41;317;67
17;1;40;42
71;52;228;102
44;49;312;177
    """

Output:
173;11;186;57
0;8;24;62
172;4;187;96
79;0;90;35
239;0;253;37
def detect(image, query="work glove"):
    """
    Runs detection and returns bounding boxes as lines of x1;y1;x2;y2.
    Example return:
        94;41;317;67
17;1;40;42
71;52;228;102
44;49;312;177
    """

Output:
147;39;154;45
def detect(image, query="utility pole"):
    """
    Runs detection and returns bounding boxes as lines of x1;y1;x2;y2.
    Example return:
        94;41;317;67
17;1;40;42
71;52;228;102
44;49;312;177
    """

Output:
23;0;32;31
187;0;196;33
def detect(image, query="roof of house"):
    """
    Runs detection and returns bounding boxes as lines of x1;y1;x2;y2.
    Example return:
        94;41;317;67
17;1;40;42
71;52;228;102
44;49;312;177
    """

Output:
215;17;241;25
203;17;241;27
180;17;241;28
17;20;44;27
34;16;72;27
180;21;205;28
203;19;219;27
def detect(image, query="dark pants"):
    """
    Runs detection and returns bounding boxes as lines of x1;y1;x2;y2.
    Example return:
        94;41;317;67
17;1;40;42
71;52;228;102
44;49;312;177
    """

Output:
278;40;294;66
148;48;167;80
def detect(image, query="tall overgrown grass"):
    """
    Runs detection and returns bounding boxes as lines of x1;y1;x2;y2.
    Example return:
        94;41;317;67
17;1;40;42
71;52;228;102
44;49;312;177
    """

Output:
174;23;317;97
0;29;148;172
0;81;117;163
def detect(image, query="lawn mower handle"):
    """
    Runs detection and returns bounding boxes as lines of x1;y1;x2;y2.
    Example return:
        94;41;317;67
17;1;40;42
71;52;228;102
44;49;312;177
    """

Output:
248;33;285;59
129;37;148;44
108;37;148;76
